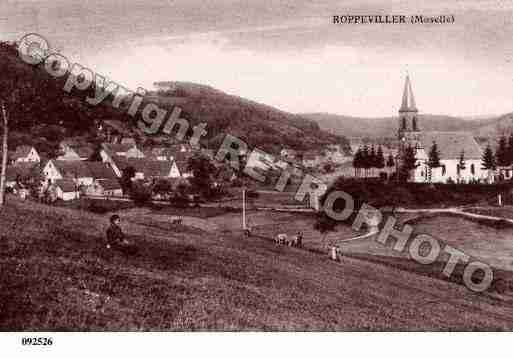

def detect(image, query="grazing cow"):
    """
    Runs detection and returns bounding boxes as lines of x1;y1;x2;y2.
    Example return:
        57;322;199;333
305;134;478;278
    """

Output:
275;233;287;245
285;236;296;247
285;232;303;247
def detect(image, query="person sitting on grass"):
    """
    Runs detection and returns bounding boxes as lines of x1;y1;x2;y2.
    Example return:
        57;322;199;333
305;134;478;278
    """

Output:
106;214;135;253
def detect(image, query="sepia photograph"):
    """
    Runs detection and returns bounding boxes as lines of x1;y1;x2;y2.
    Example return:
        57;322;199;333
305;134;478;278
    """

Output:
1;0;513;354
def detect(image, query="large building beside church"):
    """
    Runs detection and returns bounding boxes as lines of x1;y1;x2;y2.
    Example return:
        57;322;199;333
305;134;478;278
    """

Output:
397;75;490;183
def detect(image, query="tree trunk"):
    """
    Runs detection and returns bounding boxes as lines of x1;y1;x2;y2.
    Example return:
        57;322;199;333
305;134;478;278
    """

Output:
0;102;8;207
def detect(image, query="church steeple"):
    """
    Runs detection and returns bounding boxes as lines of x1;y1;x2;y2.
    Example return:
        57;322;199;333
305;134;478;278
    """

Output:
399;75;418;113
398;74;420;140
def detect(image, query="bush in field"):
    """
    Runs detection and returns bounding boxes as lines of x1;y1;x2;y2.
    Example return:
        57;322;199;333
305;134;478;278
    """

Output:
88;201;111;214
187;154;217;199
153;179;174;199
86;200;133;214
130;181;152;205
231;178;243;187
246;189;259;199
317;177;513;221
120;166;136;195
170;183;191;208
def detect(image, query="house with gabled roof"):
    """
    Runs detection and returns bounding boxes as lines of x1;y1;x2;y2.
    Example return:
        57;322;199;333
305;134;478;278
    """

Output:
52;179;79;201
109;155;189;181
173;158;192;178
144;147;175;161
98;120;133;143
86;178;123;197
43;160;94;186
86;162;118;180
11;145;40;163
302;150;323;168
57;145;93;161
101;142;144;160
102;143;135;156
43;160;117;187
120;137;136;146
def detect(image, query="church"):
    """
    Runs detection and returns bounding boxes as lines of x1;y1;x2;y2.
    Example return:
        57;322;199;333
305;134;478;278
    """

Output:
397;75;490;183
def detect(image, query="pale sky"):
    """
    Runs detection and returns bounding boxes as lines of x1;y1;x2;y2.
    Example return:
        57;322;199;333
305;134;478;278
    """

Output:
1;0;513;117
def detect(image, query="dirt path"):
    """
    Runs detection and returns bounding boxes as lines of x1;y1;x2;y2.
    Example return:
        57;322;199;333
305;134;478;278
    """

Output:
397;207;513;226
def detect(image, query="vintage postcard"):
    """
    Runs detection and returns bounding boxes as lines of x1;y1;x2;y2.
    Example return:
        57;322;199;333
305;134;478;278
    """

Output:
0;0;512;355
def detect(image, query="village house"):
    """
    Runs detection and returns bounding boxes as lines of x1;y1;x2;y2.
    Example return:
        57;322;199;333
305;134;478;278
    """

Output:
126;146;145;158
57;145;93;161
275;157;303;177
396;75;488;183
43;160;94;187
5;162;40;192
245;150;275;171
100;143;144;176
11;145;40;163
349;138;363;156
96;179;123;196
52;179;79;201
86;179;123;197
97;120;133;143
120;137;136;146
86;162;118;181
280;148;298;161
109;156;191;181
43;160;117;187
325;144;350;164
143;147;173;161
302;151;323;168
101;142;143;158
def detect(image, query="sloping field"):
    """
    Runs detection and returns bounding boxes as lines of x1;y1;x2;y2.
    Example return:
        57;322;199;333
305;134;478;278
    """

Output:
412;215;513;272
1;199;513;330
207;210;361;252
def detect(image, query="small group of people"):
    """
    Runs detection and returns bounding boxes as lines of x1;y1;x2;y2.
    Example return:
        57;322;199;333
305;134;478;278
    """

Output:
274;231;303;248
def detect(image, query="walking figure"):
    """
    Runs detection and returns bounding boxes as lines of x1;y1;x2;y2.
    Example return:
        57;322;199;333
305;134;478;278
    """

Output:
295;231;303;248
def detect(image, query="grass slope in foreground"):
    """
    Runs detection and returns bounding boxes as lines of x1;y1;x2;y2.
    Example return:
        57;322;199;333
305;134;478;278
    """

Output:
1;199;513;330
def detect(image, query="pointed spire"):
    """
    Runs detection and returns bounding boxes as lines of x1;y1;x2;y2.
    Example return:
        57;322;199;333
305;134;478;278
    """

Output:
399;75;418;113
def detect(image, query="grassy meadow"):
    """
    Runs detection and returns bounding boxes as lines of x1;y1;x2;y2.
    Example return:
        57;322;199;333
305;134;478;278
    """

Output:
2;198;513;330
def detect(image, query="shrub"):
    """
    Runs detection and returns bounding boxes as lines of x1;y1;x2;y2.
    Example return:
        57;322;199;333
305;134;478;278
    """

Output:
130;182;152;206
246;190;259;199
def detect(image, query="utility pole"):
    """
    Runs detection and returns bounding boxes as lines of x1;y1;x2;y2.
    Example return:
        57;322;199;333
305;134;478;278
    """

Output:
0;102;8;207
242;187;246;231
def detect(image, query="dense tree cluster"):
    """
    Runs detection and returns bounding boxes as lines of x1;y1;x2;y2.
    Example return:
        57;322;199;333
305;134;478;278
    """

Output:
482;143;496;171
427;141;441;168
187;153;217;199
399;144;418;182
494;133;513;167
352;145;387;177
